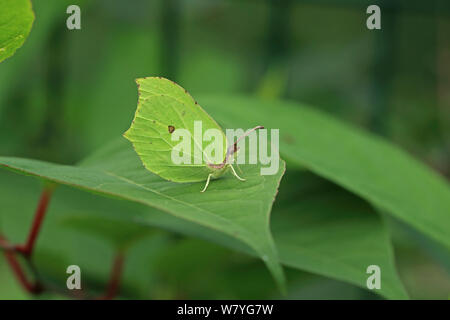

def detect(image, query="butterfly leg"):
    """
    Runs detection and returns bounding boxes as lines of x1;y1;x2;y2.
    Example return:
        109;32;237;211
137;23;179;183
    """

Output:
201;173;213;193
230;164;246;181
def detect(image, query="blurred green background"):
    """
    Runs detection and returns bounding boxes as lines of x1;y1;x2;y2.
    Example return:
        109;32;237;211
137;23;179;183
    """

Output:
0;0;449;299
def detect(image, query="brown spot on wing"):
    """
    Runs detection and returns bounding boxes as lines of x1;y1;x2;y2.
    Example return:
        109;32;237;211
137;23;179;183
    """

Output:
168;125;175;133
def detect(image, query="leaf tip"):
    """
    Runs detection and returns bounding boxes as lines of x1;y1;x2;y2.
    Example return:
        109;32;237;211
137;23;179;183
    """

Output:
122;130;130;140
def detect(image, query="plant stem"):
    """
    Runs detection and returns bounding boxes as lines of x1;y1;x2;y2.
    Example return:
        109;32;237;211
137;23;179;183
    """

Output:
1;187;127;299
2;249;42;294
0;187;53;295
15;188;53;257
98;252;125;300
0;234;14;250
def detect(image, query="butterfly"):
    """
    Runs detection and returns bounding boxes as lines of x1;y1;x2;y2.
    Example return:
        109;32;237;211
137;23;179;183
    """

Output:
123;77;263;192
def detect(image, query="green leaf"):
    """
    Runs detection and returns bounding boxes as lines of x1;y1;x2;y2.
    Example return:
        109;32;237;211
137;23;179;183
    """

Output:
61;215;151;251
135;171;409;299
0;138;286;290
0;165;407;299
273;191;407;299
0;170;277;299
200;95;450;250
0;0;34;63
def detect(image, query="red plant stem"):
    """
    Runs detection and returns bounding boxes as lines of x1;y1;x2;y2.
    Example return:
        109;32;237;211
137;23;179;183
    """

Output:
1;186;128;299
0;234;13;250
15;188;53;257
2;249;42;294
0;187;53;295
99;252;125;300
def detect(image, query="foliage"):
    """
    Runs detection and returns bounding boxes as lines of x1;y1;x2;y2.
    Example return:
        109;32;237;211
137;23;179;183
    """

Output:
0;0;448;300
0;0;34;63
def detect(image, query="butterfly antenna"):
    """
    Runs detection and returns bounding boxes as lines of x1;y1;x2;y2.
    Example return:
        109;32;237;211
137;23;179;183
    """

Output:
226;126;264;163
230;164;246;181
201;173;213;193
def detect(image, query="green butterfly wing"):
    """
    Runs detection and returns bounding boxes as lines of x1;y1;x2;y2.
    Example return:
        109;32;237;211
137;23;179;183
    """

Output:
124;77;227;182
